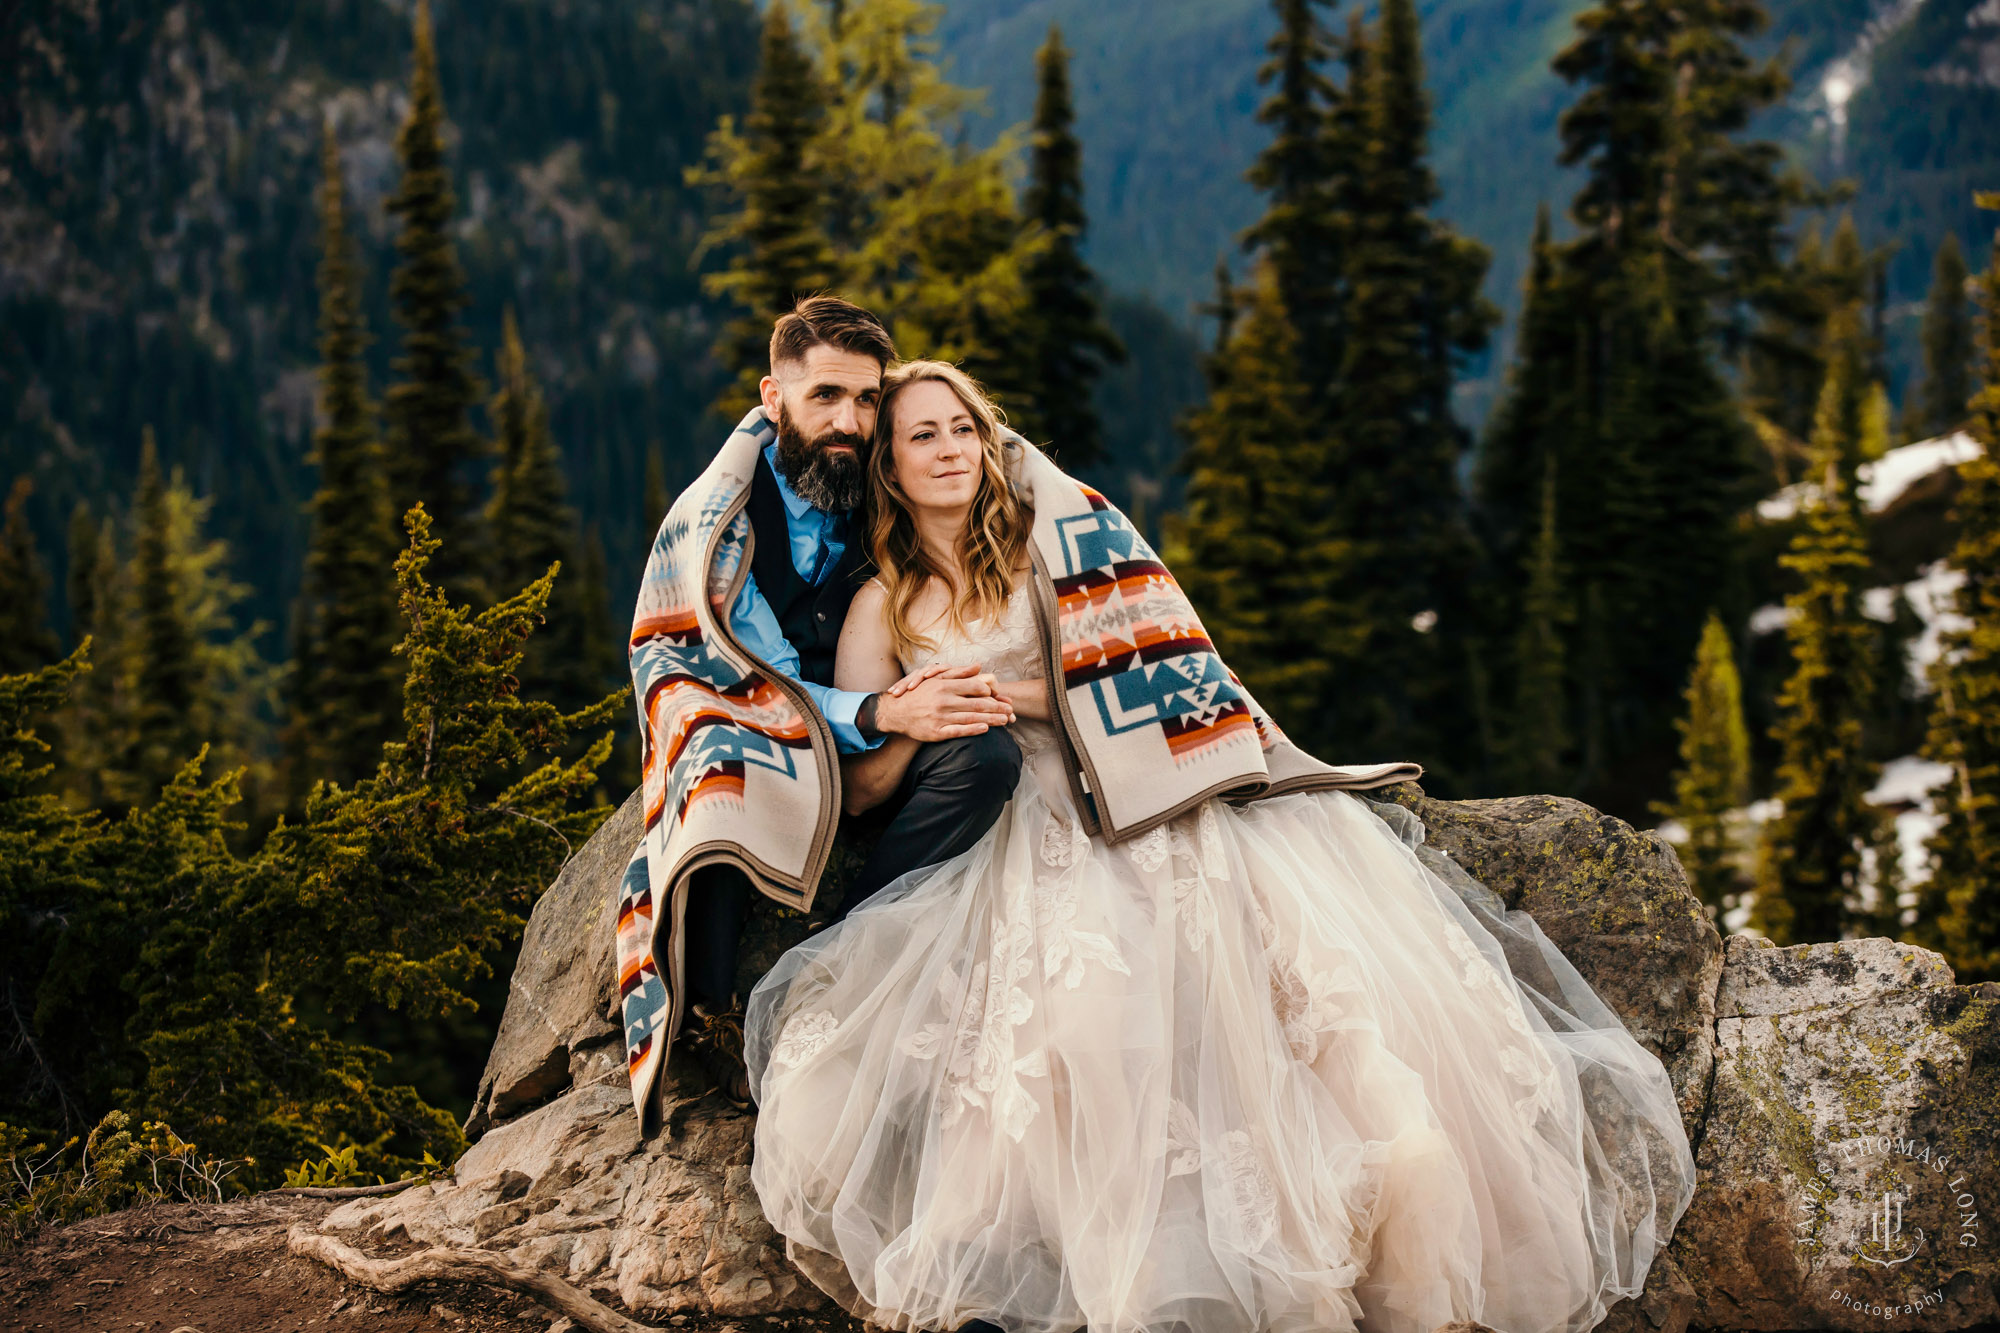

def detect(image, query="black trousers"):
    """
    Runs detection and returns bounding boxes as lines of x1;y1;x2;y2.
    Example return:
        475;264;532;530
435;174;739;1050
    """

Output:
681;729;1024;1011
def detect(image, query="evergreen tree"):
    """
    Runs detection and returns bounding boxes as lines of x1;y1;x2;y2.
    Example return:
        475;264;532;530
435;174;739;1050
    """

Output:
487;307;601;721
65;503;99;652
1753;307;1894;945
1325;0;1495;780
1240;0;1345;387
1654;610;1751;924
383;0;487;597
0;479;58;674
1912;198;2000;980
0;509;618;1180
1474;0;1785;811
57;511;131;811
820;0;1038;415
1919;231;1974;439
297;121;401;789
1021;23;1124;464
695;1;838;418
123;429;205;805
1164;263;1364;758
695;0;1038;422
1510;460;1571;792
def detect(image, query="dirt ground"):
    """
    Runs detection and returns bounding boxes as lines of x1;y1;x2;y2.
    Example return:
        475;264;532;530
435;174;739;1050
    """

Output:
0;1197;862;1333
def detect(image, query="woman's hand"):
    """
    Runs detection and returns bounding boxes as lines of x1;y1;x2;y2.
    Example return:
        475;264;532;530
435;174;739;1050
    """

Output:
875;665;1014;742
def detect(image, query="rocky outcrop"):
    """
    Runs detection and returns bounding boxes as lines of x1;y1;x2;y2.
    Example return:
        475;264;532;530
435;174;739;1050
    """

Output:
311;786;2000;1331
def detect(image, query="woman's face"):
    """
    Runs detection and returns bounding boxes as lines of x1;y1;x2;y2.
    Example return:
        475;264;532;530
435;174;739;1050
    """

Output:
889;379;983;514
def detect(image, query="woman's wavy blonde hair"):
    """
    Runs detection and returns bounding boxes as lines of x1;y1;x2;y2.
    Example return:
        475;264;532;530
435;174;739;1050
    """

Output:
866;359;1032;664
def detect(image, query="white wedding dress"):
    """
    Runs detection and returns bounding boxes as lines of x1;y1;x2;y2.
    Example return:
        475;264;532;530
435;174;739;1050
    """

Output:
744;584;1696;1333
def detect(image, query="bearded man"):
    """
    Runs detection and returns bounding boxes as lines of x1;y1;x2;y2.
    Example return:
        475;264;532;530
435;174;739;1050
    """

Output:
672;295;1024;1109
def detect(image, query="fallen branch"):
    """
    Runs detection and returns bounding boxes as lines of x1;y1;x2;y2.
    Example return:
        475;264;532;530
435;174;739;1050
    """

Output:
285;1223;658;1333
266;1177;427;1200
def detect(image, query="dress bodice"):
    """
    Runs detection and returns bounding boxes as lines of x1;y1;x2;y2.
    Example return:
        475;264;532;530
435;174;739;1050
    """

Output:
900;581;1045;684
892;579;1064;770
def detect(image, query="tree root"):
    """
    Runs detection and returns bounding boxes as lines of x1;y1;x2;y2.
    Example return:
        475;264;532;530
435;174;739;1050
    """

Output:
267;1177;428;1200
285;1222;659;1333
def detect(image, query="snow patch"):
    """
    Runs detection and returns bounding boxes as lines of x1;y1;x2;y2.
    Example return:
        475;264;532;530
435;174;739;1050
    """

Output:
1858;432;1982;511
1754;434;1982;525
1749;603;1797;636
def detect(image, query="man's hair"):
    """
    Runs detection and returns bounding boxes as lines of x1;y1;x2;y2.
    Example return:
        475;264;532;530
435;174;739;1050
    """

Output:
770;294;895;374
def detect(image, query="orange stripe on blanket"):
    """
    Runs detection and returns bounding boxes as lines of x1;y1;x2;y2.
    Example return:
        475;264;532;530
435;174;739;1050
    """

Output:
630;608;700;645
1164;709;1257;759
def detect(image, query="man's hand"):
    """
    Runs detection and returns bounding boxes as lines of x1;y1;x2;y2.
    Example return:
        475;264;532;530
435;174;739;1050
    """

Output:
873;663;1014;741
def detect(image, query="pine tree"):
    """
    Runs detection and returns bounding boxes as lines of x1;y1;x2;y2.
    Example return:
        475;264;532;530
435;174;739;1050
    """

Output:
1020;24;1124;465
1240;0;1345;387
1324;0;1495;780
297;120;401;788
695;1;838;418
57;510;131;811
122;429;206;805
65;503;99;652
1753;307;1894;945
1511;460;1572;792
487;307;598;720
1164;263;1365;758
0;479;58;675
1474;0;1784;810
1919;231;1974;439
383;0;487;597
695;0;1038;421
1654;611;1751;924
1912;198;2000;980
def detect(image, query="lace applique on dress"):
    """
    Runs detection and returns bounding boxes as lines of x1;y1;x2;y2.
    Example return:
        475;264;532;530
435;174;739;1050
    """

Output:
772;1011;840;1069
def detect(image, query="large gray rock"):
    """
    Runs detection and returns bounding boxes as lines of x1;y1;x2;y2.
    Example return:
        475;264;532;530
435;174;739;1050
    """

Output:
1672;933;1999;1330
313;784;2000;1331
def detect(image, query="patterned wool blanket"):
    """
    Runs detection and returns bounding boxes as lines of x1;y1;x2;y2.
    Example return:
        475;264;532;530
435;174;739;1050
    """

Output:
618;405;1422;1131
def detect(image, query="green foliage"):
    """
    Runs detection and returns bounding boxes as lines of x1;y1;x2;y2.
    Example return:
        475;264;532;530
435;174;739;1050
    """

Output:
1021;24;1125;465
384;0;489;599
1164;262;1364;756
1476;0;1787;813
0;479;58;676
128;429;207;802
1510;460;1573;793
696;2;840;417
1239;0;1345;386
1919;231;1975;440
487;306;617;725
1321;0;1497;786
1913;201;2000;981
695;0;1043;425
1;1112;246;1247
1754;310;1897;944
1654;611;1752;924
0;509;618;1188
53;440;280;817
295;121;402;790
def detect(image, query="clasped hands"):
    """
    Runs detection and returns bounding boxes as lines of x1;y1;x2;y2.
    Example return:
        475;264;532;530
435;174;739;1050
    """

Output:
872;662;1016;742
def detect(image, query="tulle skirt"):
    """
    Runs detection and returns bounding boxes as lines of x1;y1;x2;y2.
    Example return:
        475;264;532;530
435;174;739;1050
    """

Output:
744;767;1696;1333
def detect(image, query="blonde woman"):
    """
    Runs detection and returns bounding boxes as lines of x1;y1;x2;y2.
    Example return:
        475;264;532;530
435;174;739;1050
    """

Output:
742;361;1696;1333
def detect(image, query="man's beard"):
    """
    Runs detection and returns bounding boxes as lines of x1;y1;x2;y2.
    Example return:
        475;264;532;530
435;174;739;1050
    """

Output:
773;402;869;514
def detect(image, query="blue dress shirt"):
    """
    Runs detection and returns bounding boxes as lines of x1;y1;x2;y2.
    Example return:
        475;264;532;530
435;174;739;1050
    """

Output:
726;443;884;754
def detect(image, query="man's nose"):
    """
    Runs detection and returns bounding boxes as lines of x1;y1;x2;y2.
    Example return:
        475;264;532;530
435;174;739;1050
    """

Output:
832;397;861;434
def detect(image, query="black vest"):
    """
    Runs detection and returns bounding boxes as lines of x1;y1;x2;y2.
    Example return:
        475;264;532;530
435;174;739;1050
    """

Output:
745;450;871;687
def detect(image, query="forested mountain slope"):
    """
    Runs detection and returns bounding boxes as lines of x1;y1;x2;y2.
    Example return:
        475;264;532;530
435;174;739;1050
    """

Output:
2;0;760;628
